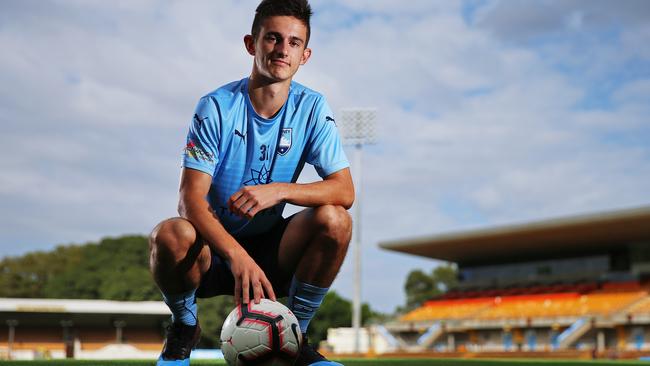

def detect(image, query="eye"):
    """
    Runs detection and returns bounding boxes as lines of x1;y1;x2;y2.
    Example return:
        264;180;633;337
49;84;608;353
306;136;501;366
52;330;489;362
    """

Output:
290;40;301;47
264;34;279;43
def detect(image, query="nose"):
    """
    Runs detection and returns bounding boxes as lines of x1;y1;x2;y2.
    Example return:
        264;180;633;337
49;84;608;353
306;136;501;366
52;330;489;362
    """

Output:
274;39;289;57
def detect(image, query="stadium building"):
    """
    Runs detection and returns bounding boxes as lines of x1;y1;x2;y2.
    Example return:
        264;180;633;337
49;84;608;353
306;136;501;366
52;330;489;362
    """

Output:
369;206;650;359
0;298;169;360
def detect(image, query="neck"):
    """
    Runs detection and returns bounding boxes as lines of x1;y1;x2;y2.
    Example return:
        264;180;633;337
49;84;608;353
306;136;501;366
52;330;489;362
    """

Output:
248;72;291;119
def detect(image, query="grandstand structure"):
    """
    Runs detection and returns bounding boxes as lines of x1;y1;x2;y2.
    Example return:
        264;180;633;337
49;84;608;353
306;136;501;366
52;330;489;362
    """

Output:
378;206;650;358
0;298;169;360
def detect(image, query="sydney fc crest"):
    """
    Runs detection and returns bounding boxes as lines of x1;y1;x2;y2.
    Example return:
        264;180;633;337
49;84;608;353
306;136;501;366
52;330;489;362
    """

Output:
277;128;292;155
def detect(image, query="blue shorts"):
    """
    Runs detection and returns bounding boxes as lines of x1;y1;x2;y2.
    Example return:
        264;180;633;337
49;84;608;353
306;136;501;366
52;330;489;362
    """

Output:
196;215;294;299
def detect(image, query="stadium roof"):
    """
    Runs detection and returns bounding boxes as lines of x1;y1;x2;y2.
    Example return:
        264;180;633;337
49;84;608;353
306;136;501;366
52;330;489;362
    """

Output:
0;298;170;315
379;206;650;266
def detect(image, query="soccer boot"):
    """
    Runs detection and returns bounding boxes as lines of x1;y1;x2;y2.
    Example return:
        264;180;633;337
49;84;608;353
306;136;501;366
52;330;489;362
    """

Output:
156;321;201;366
294;334;343;366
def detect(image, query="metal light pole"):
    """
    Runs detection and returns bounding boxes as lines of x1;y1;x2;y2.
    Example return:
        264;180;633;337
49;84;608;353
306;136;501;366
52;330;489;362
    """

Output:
339;108;376;354
7;319;18;360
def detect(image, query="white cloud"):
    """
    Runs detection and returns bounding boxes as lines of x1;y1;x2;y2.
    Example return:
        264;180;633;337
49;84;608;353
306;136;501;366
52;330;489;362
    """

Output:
474;0;650;41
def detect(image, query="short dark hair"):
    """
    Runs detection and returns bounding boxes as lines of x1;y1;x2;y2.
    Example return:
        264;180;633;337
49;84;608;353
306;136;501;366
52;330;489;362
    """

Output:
251;0;313;45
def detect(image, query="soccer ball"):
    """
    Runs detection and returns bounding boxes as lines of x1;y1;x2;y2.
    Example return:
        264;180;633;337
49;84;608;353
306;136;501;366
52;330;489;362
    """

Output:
220;299;302;366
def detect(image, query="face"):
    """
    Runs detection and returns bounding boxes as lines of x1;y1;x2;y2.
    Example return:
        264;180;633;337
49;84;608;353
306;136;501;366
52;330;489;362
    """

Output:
245;16;311;83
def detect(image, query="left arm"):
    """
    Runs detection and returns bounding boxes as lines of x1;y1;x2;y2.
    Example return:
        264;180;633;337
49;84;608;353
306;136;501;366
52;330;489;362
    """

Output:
228;168;354;219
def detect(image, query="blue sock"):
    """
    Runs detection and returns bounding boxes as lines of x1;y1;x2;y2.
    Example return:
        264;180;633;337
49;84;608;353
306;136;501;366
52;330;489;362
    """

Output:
287;277;328;334
161;289;198;326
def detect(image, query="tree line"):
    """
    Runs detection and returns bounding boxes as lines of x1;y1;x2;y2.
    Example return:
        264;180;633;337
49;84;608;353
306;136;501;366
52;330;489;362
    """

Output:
0;235;392;347
401;264;458;312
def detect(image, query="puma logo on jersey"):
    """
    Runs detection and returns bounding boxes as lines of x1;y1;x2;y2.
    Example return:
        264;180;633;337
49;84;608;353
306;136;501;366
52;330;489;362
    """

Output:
325;116;337;126
193;114;208;128
234;129;246;141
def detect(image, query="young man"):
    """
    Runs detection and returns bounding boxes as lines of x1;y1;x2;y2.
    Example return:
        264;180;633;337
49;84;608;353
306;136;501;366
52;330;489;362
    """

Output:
149;0;353;365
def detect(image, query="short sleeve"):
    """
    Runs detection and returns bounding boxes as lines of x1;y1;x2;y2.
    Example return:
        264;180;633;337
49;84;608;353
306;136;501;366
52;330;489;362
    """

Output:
181;96;221;176
306;98;350;177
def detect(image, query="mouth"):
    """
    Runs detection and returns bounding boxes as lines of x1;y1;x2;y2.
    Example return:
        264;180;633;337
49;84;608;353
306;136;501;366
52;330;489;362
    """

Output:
271;59;289;66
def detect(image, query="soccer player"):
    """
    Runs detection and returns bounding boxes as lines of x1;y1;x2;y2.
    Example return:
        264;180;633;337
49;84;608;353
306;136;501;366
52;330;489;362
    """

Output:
149;0;353;365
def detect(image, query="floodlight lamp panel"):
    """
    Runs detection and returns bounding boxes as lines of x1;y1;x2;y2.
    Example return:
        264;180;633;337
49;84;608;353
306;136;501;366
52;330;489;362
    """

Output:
340;108;377;145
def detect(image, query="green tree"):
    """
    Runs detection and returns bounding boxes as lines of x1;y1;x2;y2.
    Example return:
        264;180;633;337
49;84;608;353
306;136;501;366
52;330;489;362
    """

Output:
40;236;159;300
0;245;85;298
0;235;159;301
432;263;458;293
196;296;236;349
404;269;436;310
403;263;458;311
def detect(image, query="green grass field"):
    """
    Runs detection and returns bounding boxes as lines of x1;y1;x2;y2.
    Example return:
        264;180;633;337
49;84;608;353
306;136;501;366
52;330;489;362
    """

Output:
1;359;649;366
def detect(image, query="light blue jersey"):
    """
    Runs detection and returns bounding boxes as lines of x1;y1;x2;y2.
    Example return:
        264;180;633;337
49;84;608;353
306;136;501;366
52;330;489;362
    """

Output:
181;78;349;237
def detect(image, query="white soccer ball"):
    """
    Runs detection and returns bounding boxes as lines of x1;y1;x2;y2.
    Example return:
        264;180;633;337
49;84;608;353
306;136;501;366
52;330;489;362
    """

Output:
220;299;302;366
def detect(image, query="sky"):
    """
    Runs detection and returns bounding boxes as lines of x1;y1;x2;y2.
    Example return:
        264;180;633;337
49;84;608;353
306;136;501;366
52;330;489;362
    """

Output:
1;0;649;314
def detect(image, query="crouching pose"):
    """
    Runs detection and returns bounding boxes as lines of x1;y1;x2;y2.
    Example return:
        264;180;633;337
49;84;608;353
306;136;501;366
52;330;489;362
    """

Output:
149;0;353;365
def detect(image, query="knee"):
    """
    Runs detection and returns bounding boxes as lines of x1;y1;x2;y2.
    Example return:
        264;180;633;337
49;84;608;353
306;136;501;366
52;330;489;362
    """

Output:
149;217;197;261
313;205;352;246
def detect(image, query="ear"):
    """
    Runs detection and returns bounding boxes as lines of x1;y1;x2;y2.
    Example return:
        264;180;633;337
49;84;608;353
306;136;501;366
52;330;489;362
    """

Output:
244;35;255;56
300;47;312;66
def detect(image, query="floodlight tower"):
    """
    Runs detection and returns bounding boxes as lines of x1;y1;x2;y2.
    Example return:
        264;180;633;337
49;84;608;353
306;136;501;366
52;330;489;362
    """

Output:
339;108;376;354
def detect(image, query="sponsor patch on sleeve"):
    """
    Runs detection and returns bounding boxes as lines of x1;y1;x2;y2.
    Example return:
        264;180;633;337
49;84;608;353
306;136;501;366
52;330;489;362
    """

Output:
184;139;214;163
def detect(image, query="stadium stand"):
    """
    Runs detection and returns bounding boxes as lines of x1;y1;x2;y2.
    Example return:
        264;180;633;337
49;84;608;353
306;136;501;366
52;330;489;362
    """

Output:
0;298;168;360
370;206;650;359
400;289;648;324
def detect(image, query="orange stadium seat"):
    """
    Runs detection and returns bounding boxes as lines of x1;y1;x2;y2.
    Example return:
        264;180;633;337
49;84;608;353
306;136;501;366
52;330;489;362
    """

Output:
477;293;580;320
403;289;648;322
476;291;646;320
584;292;646;315
625;296;650;315
401;298;494;322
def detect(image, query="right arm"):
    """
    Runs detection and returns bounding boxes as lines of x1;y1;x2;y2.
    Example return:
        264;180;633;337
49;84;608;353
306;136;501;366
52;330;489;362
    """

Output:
178;167;276;304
